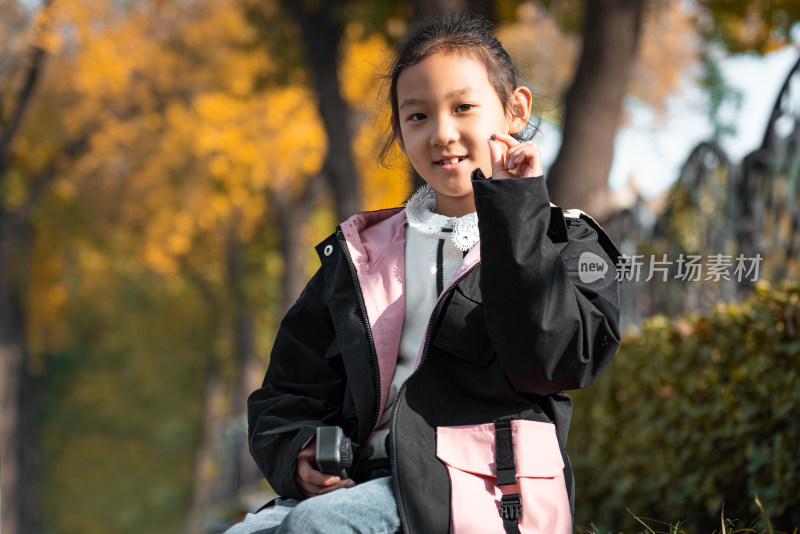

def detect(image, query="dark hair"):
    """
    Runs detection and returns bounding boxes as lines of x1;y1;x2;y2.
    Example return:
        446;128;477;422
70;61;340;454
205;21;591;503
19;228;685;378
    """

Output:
378;12;539;166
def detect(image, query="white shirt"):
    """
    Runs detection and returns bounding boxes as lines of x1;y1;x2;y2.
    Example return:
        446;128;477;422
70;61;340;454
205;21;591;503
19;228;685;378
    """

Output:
363;185;479;460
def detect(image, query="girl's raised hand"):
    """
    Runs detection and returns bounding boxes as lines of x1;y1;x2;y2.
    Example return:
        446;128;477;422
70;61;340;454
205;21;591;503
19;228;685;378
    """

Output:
488;132;543;180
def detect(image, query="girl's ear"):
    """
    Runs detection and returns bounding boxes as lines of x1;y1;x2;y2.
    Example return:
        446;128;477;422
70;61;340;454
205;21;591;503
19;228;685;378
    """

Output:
508;86;533;135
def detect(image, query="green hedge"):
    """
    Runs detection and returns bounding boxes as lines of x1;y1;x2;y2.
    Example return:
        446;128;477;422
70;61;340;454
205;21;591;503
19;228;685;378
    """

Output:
570;280;800;532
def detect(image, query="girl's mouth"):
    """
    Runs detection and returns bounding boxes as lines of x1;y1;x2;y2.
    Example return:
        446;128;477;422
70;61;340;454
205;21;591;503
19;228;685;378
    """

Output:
436;156;467;167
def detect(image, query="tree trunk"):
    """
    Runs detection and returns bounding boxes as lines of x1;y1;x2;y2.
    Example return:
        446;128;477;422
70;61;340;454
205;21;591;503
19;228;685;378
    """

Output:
546;0;643;223
410;0;494;22
0;249;24;534
225;232;264;499
280;0;361;223
183;172;324;531
20;360;43;534
272;187;315;314
183;367;225;534
0;217;34;534
411;0;463;20
183;227;265;533
0;11;50;530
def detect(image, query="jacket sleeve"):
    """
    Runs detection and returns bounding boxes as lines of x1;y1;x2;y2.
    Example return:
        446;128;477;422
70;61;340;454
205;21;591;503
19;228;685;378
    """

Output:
247;267;345;500
472;175;622;396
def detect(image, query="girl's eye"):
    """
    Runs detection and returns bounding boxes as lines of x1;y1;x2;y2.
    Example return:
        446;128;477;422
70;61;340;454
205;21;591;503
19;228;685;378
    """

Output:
456;104;474;112
408;113;426;121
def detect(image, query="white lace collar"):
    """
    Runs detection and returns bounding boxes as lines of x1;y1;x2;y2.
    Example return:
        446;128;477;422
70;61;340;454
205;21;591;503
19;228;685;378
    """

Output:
405;184;479;252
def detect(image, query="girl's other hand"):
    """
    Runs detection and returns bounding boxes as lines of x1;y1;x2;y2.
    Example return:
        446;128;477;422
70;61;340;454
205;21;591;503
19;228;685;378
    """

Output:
295;438;355;497
488;132;543;180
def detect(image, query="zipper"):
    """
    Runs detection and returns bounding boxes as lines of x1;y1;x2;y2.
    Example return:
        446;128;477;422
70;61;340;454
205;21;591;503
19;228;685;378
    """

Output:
389;263;481;532
335;230;383;446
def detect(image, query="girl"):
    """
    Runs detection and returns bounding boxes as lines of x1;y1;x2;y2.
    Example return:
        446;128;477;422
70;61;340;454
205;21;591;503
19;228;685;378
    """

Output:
226;12;622;534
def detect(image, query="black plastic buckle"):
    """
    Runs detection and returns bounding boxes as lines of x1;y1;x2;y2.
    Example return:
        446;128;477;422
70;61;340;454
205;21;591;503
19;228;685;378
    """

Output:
499;493;522;521
496;467;517;486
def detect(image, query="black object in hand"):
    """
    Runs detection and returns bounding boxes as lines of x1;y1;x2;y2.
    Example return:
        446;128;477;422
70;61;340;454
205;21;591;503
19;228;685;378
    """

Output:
315;426;353;479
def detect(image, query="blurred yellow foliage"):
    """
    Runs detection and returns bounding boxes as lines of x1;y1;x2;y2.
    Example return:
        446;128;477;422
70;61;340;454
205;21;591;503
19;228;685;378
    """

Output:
340;25;390;107
28;229;69;352
633;1;701;119
340;27;410;210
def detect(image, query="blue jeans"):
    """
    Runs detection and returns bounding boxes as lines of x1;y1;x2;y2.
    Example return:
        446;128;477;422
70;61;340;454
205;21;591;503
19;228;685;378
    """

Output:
223;476;401;534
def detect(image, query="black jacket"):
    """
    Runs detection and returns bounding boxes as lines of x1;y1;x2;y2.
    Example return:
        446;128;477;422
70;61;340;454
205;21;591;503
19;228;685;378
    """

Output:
248;175;622;532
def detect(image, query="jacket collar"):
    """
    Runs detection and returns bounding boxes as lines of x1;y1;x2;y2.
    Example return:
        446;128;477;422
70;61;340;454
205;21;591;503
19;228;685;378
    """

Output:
339;208;406;273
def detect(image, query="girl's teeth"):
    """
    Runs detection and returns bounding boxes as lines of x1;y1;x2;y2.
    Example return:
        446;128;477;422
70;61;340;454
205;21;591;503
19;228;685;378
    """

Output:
449;158;458;164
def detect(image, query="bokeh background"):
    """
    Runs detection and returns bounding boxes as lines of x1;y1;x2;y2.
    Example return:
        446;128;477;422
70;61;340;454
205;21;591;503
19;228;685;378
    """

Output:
1;1;799;533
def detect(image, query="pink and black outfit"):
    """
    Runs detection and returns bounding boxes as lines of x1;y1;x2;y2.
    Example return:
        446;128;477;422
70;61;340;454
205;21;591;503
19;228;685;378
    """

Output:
247;171;623;533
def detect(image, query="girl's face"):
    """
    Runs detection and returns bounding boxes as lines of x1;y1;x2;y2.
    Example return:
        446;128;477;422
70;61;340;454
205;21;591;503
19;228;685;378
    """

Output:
396;51;531;217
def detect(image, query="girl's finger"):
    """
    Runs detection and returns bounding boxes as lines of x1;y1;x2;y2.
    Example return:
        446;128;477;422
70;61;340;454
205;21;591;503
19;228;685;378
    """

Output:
488;137;509;178
505;142;534;166
316;478;355;495
296;469;349;496
492;132;520;148
301;476;355;496
297;460;339;487
505;141;543;177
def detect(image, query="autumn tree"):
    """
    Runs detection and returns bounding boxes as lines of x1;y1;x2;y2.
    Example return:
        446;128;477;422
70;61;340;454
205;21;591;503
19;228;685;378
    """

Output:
1;0;330;531
0;2;96;532
544;0;644;220
701;0;799;54
542;0;800;220
271;0;363;222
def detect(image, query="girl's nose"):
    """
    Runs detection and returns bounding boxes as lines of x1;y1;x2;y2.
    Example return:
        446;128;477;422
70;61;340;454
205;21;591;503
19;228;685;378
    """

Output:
431;117;458;146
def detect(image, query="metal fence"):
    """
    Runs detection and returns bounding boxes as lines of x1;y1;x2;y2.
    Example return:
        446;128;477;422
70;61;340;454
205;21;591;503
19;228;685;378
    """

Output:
609;56;800;329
